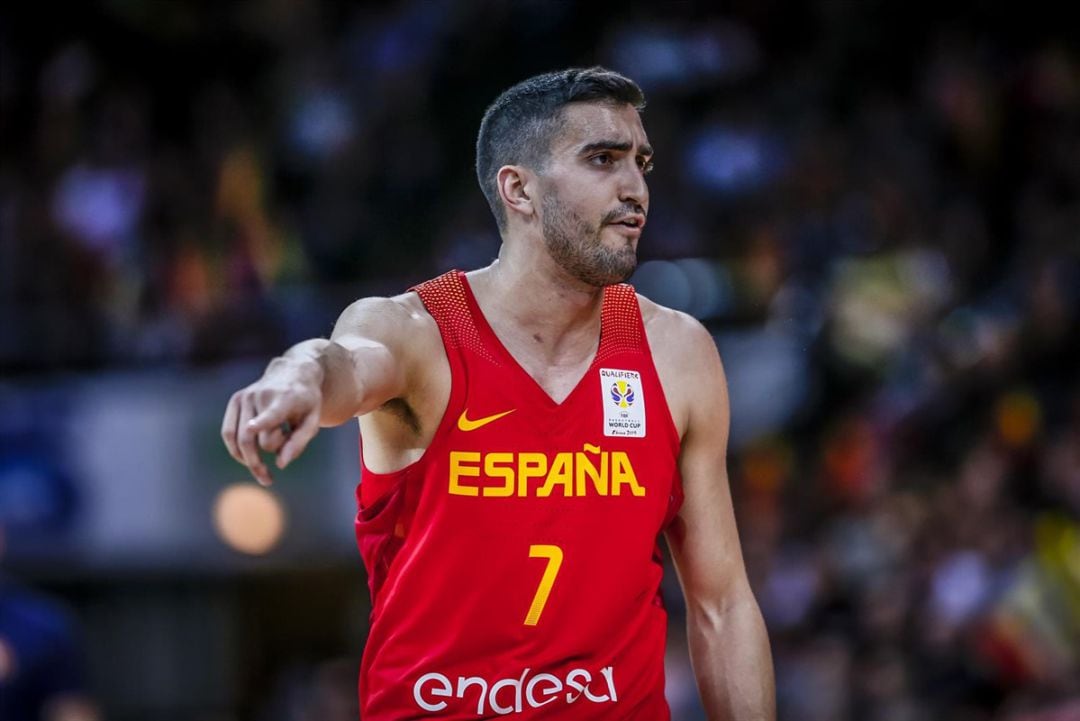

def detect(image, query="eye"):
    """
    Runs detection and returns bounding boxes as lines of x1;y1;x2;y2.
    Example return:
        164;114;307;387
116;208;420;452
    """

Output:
638;158;655;175
589;153;613;166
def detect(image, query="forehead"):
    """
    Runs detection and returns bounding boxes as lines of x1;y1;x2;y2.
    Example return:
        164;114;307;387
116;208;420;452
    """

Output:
550;102;650;154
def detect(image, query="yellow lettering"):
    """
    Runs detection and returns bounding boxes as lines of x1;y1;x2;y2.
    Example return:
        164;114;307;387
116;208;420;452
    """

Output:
483;452;515;497
538;453;573;497
448;448;644;500
517;453;548;496
575;444;608;496
449;451;480;496
611;452;645;496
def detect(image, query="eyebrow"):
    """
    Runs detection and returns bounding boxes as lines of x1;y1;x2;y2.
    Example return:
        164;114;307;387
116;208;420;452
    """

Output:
578;140;654;158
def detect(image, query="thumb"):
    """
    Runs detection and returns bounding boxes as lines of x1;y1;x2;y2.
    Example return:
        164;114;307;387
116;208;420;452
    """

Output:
248;401;287;434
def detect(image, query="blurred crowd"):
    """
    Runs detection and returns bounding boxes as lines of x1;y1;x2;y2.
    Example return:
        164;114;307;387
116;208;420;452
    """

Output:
1;1;1078;720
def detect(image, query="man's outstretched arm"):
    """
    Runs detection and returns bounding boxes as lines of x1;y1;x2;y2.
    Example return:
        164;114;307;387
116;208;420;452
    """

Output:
220;297;411;485
664;318;776;721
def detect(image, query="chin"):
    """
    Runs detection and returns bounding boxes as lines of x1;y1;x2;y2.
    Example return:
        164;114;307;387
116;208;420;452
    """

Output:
587;252;637;287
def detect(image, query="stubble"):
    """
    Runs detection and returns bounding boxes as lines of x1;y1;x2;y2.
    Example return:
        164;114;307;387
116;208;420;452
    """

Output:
540;192;638;287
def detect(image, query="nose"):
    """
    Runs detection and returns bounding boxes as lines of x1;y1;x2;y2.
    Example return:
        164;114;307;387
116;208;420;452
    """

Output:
619;162;649;213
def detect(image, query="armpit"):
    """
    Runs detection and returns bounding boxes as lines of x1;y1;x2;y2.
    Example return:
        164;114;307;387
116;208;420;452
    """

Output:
377;397;422;436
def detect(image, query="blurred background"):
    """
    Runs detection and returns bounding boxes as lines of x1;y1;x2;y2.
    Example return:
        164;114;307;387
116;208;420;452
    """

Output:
1;1;1078;720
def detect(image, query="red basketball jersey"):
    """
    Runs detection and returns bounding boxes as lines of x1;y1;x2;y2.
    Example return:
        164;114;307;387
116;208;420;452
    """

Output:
354;270;684;719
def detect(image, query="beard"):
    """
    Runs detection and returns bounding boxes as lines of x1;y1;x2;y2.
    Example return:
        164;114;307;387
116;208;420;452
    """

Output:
540;192;638;287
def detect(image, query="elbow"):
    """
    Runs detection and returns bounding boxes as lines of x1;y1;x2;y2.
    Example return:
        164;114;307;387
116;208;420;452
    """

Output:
684;576;761;630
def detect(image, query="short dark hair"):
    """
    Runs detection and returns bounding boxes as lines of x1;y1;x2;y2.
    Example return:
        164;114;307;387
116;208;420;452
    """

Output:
475;67;645;231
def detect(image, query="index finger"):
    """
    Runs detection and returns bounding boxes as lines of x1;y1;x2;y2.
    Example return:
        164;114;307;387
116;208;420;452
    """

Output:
276;409;320;469
236;395;274;486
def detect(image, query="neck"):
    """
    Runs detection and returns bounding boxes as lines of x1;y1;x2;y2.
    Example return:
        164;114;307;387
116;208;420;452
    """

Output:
467;243;606;359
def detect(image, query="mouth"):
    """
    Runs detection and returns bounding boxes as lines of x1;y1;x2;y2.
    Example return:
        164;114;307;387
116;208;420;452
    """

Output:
607;224;642;240
608;214;647;231
606;214;646;238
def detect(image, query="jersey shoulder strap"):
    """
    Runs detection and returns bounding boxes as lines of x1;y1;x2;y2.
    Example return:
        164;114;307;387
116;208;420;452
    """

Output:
411;269;501;366
597;282;646;362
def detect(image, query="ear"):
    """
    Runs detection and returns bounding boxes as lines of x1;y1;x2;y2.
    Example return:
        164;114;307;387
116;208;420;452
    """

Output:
496;165;536;222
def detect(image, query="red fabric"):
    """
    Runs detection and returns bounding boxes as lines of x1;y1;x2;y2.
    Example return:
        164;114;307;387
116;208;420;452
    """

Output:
355;270;683;719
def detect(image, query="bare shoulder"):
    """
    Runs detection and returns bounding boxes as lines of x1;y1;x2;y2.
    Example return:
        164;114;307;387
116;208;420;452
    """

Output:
331;291;447;396
637;294;727;438
332;292;440;352
637;294;722;374
332;292;433;337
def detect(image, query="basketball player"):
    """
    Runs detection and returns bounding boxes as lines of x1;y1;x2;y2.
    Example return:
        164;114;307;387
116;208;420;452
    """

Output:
222;67;775;720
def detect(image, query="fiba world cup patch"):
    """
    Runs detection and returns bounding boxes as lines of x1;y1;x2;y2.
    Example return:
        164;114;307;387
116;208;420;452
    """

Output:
600;368;646;438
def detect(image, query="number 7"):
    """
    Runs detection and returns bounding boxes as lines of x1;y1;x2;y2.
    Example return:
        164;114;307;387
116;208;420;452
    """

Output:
524;544;563;626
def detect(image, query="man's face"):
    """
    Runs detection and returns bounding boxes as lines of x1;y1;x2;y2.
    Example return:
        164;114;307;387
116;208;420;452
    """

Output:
536;102;652;287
